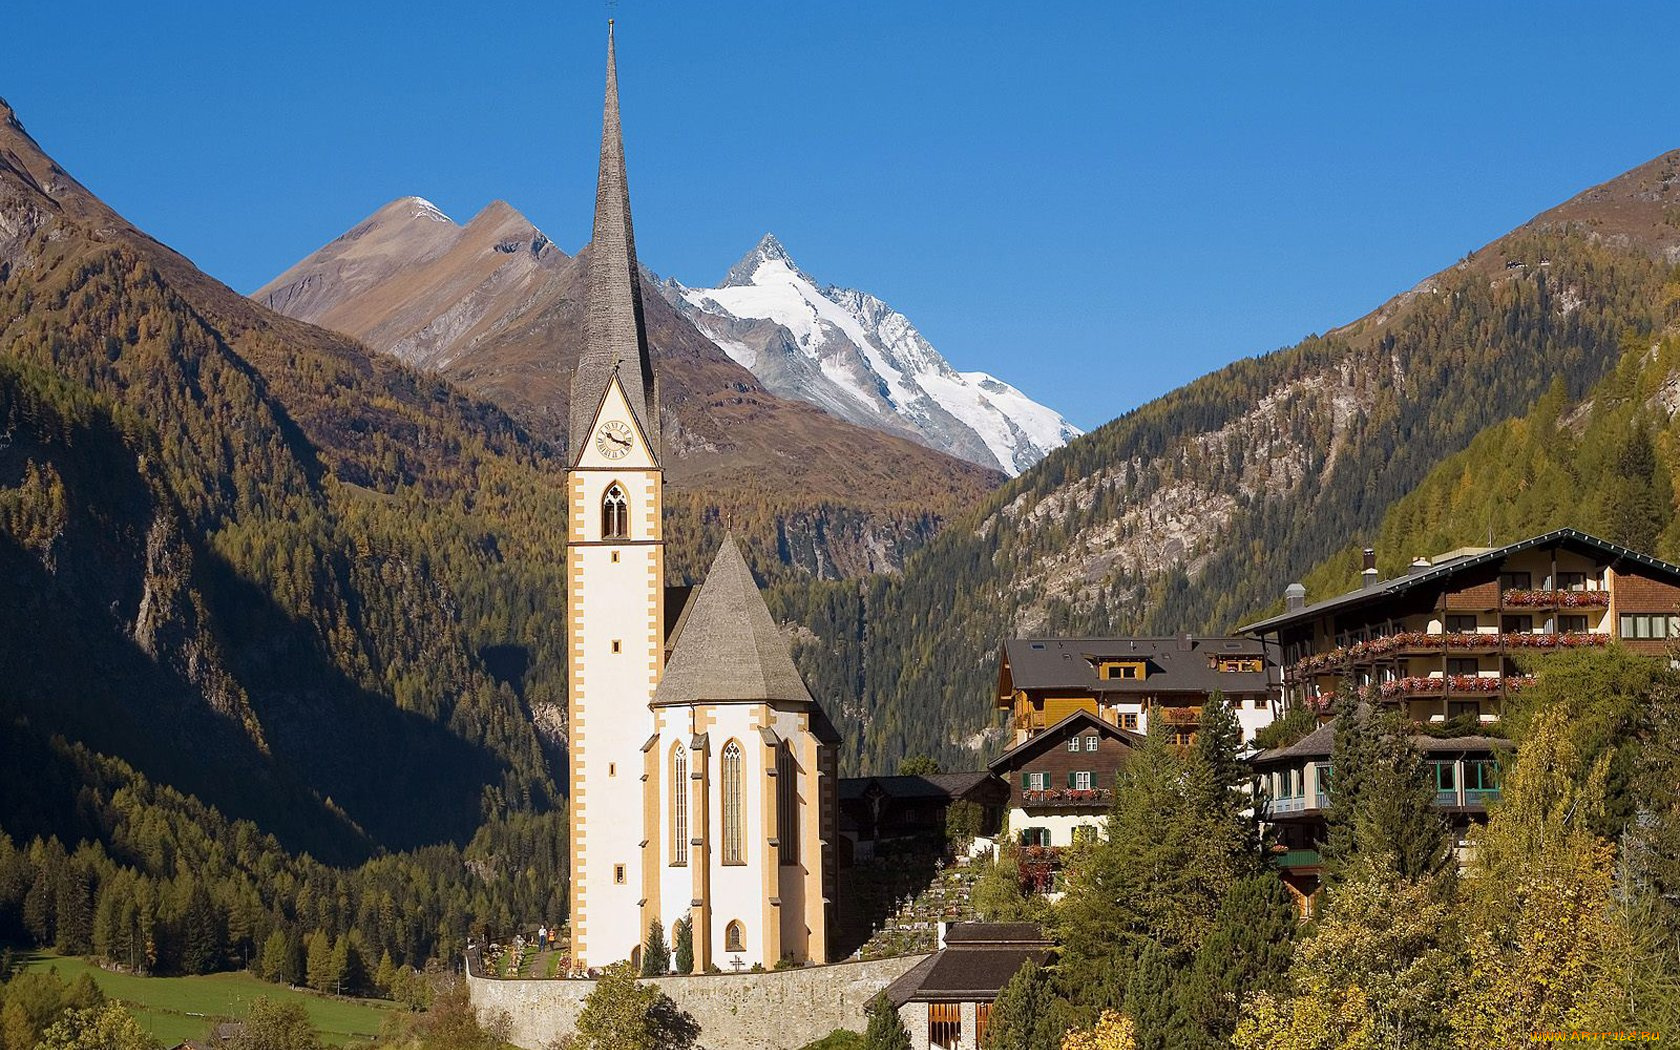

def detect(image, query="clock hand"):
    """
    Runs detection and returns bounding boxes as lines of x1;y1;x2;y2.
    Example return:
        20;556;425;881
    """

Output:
609;433;632;446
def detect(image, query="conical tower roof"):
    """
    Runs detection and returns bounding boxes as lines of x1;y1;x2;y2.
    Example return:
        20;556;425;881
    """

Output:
653;537;814;707
570;21;658;463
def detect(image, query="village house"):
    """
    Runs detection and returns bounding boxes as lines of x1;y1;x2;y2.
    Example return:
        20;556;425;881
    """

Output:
994;636;1278;748
878;922;1055;1050
1250;721;1513;913
1241;529;1680;724
985;709;1139;855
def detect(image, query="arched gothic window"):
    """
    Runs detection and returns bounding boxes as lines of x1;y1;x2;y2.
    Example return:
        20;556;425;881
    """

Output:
724;920;745;954
776;742;798;865
602;483;629;540
672;745;689;866
721;740;744;865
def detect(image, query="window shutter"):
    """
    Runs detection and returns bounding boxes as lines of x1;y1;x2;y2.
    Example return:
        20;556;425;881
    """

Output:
1022;772;1030;790
1067;771;1075;788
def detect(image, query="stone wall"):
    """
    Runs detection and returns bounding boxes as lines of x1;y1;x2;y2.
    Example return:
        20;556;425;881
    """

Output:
466;953;930;1050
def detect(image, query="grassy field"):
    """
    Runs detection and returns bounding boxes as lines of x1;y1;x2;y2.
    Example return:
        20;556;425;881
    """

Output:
16;951;399;1046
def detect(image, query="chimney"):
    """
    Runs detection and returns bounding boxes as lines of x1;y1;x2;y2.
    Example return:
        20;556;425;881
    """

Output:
1411;556;1431;572
1361;548;1378;589
1178;634;1193;651
1285;583;1307;611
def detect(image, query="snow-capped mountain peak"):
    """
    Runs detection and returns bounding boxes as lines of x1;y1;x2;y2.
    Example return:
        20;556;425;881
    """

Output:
664;236;1080;475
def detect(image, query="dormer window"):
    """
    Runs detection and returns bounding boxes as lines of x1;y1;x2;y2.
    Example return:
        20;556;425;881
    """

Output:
1100;661;1143;680
603;483;629;539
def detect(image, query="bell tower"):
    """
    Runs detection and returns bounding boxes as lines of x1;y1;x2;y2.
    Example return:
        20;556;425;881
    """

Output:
566;20;664;971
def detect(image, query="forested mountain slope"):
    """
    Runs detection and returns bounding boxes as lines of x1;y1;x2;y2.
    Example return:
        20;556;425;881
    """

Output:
258;198;1003;579
0;95;578;861
1296;318;1680;604
780;150;1680;773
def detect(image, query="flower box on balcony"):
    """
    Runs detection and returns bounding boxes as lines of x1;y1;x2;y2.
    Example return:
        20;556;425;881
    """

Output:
1503;588;1610;608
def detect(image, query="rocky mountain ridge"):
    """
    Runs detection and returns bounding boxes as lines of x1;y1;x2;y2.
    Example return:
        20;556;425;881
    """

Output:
777;148;1680;772
663;233;1080;475
257;199;1003;578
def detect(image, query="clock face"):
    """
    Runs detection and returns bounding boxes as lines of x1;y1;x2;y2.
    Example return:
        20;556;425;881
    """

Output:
596;420;634;459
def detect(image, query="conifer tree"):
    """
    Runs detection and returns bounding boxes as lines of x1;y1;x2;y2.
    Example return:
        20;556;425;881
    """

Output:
672;916;694;975
862;996;911;1050
1321;699;1450;887
1120;942;1173;1050
641;919;669;976
1172;873;1297;1048
984;961;1076;1050
304;930;333;993
258;930;290;983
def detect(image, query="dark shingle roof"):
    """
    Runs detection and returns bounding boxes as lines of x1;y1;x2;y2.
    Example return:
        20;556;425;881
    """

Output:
1003;636;1271;696
942;922;1050;945
570;25;657;463
880;924;1053;1005
1240;529;1680;635
652;537;813;707
1251;721;1513;764
987;708;1144;774
838;771;998;803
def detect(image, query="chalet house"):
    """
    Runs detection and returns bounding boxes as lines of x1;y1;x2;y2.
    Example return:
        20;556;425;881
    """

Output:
879;922;1054;1050
987;709;1141;853
1241;529;1680;724
994;636;1278;747
838;772;1008;862
1250;721;1513;913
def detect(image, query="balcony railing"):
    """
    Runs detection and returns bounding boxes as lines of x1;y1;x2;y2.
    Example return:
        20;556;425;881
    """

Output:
1378;674;1535;698
1265;793;1331;817
1501;588;1610;609
1156;706;1202;725
1290;631;1607;677
1268;849;1322;870
1022;788;1112;808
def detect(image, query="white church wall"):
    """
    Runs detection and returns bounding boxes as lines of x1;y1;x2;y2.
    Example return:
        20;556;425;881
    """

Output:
704;704;773;970
568;375;664;969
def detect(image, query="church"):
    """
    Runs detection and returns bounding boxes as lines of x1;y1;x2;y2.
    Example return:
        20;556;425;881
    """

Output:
564;24;839;973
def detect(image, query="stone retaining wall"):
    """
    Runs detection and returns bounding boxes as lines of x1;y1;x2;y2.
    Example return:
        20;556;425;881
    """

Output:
466;953;930;1050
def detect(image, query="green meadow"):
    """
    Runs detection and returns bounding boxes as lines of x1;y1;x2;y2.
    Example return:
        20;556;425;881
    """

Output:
16;951;399;1046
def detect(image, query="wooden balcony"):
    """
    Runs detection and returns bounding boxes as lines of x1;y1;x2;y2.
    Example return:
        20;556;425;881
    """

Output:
1287;631;1606;679
1156;706;1202;726
1021;788;1113;810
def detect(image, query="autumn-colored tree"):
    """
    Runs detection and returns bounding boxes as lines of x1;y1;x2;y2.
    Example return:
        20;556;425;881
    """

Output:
1232;860;1460;1050
1450;707;1629;1042
225;998;324;1050
34;1002;157;1050
1060;1012;1137;1050
570;962;693;1050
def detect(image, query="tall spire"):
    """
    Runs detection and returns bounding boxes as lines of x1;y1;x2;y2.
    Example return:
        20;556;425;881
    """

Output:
571;20;658;462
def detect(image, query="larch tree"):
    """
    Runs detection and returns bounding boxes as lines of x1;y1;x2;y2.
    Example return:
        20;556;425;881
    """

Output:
1451;707;1631;1042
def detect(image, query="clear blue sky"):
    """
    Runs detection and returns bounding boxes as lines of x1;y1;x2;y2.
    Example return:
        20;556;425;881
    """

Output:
4;2;1676;431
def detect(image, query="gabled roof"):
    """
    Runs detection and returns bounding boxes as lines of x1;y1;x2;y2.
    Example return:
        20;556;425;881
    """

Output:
879;923;1053;1006
570;23;658;465
837;771;1000;803
1001;636;1272;697
1240;528;1680;634
651;537;814;707
987;709;1143;774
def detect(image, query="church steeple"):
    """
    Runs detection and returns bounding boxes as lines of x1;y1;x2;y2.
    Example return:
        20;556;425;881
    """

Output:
571;20;659;464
